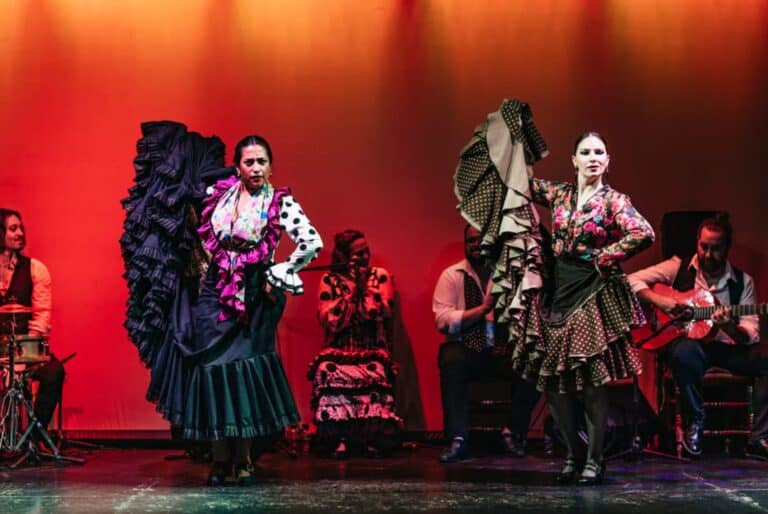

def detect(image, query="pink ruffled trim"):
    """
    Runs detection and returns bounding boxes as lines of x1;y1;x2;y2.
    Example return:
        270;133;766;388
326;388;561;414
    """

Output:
197;175;291;320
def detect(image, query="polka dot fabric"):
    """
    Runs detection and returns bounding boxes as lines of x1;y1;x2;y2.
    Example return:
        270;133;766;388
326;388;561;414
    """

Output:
513;274;646;393
454;100;549;362
265;195;323;294
309;267;402;440
316;267;395;349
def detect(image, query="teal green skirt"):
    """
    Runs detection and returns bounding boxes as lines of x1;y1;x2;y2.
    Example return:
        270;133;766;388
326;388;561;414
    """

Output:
181;264;300;441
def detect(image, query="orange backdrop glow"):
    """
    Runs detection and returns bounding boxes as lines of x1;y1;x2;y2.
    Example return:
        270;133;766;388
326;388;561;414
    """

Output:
1;0;767;433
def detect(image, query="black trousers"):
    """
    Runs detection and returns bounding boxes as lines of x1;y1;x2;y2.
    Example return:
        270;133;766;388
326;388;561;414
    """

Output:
29;355;66;429
666;338;768;443
438;341;540;440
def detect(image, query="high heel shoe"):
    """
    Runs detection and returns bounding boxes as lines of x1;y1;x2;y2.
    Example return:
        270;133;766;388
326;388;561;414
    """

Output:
577;459;605;486
206;461;230;487
555;457;581;485
234;463;255;486
331;439;349;460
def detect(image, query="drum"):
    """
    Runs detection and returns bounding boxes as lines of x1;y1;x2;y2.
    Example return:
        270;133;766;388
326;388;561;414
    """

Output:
0;334;51;364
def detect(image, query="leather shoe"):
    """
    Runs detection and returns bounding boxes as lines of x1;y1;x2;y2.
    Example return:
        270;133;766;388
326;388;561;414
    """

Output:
502;432;526;457
745;438;768;461
683;421;704;456
439;437;468;463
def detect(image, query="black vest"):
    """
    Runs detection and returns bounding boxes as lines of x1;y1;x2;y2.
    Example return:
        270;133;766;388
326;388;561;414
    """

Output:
672;255;744;306
0;255;33;334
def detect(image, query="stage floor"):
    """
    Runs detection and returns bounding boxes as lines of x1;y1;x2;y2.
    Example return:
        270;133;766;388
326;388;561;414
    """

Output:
2;445;768;513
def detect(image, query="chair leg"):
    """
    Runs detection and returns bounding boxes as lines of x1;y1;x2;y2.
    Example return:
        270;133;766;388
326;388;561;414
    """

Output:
665;371;754;457
674;385;684;458
747;383;754;435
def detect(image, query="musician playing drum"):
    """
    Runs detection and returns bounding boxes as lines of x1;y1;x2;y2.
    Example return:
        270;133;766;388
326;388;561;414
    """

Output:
0;208;64;439
628;212;768;459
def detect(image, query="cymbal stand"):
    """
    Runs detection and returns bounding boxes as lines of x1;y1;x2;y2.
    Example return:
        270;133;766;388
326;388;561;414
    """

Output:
0;313;84;468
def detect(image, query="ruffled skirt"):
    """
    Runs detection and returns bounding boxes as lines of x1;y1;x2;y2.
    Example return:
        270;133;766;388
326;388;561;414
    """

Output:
170;265;300;440
308;347;401;446
512;258;645;393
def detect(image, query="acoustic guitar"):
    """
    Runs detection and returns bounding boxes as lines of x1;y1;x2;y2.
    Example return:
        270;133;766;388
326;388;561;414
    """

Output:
632;283;767;351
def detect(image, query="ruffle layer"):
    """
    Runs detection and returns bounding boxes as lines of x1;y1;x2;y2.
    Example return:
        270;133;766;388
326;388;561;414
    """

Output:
266;262;304;295
308;348;398;408
307;348;395;376
182;352;300;440
197;177;290;320
489;205;545;357
512;274;645;393
314;393;402;424
454;100;548;352
121;121;230;369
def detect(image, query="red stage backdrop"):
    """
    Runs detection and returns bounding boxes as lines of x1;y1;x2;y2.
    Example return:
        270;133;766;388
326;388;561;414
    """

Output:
1;0;767;434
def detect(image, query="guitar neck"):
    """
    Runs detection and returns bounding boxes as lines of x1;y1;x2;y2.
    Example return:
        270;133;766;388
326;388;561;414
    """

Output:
693;304;768;319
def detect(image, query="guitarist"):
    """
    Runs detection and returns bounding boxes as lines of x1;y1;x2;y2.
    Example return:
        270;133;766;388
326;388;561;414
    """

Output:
628;212;767;458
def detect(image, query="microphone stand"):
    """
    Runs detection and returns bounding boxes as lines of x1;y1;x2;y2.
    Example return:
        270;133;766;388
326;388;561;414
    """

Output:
609;306;691;463
606;373;688;463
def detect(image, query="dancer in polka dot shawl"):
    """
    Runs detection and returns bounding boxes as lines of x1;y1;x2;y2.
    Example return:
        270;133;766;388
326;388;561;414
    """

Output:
456;112;653;485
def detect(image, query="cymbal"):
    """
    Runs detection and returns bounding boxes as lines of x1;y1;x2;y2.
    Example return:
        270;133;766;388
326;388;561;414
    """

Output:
0;303;50;314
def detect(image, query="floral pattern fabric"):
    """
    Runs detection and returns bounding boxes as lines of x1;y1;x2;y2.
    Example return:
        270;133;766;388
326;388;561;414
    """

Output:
530;178;654;267
511;177;655;392
210;183;275;246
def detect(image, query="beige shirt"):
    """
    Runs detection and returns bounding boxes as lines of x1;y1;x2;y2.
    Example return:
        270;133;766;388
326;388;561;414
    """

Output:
0;254;51;334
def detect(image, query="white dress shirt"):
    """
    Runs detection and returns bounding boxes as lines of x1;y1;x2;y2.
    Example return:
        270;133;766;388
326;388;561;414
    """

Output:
432;259;486;342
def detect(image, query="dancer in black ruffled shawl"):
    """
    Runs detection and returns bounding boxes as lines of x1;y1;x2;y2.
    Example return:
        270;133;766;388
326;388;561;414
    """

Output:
122;126;322;486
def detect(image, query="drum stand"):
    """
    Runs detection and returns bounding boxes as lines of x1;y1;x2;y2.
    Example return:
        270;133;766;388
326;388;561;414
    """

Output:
0;316;85;468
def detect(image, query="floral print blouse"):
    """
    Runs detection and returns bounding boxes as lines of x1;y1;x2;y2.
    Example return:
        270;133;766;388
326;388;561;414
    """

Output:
530;178;654;267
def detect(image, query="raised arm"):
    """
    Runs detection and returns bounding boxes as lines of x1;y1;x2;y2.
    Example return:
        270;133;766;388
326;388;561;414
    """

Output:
529;177;559;207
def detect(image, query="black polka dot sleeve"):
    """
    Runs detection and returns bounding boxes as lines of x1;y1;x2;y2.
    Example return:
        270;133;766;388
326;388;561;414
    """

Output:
265;195;323;294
